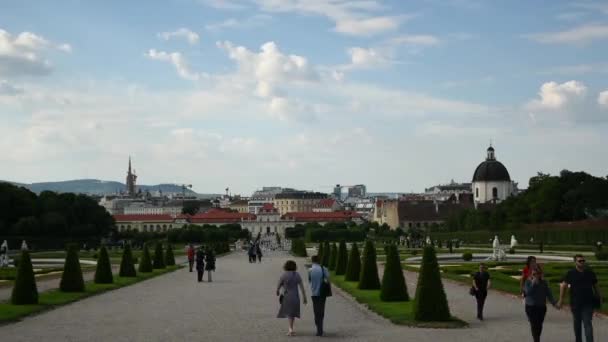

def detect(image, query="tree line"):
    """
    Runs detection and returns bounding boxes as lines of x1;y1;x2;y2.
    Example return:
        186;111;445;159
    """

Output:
445;170;608;232
0;182;114;238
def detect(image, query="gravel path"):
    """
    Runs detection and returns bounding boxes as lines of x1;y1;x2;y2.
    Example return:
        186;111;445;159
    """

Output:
1;252;606;341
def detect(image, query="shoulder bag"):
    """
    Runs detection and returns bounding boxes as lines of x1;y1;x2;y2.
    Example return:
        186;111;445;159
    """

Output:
320;267;332;298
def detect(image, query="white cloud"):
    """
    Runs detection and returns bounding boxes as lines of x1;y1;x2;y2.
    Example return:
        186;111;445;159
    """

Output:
527;24;608;45
0;28;70;77
346;47;389;69
217;40;318;97
205;14;271;31
527;80;587;110
158;28;200;45
200;0;248;10
253;0;406;37
599;90;608;108
390;34;441;46
145;49;204;80
0;80;23;95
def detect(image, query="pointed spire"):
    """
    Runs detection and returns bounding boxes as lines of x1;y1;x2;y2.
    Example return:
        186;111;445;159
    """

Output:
128;156;132;174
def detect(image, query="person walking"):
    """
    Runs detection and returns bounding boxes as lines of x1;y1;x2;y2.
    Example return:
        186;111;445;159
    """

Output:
309;255;330;336
523;265;557;342
276;260;307;337
205;247;216;282
472;263;491;320
521;256;537;296
256;242;263;263
558;254;602;342
187;243;195;272
248;242;256;263
195;247;205;283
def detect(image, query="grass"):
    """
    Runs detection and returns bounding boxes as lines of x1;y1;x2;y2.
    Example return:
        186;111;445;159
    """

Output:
403;261;608;314
330;272;466;328
0;265;182;323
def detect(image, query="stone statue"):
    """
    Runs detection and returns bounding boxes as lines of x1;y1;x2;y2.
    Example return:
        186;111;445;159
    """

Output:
492;235;499;249
0;240;8;267
426;236;431;246
487;235;506;261
21;240;28;251
510;235;518;248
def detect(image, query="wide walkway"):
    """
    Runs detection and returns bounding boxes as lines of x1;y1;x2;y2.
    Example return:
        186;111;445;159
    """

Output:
1;252;606;341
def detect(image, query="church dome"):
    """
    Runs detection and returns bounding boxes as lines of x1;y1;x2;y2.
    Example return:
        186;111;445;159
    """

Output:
472;146;511;182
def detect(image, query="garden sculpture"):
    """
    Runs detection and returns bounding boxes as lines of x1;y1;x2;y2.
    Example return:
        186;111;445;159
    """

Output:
0;240;8;267
510;235;518;248
487;235;507;261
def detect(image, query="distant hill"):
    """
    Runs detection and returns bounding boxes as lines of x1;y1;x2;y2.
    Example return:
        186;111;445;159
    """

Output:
0;179;214;196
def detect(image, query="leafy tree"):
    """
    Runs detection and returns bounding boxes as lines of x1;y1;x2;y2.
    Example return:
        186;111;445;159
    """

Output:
328;243;338;271
60;244;85;292
165;244;176;266
119;243;137;277
413;247;451;321
138;243;153;273
335;240;348;275
94;246;113;284
380;244;409;302
344;242;361;281
11;250;38;304
153;242;165;269
358;240;380;290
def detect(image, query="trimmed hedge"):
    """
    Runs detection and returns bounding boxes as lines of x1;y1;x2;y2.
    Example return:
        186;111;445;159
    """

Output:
321;241;330;267
138;243;153;273
335;240;348;276
358;240;380;290
153;243;166;269
345;242;361;281
165;244;176;266
10;250;38;305
413;247;451;321
380;244;409;302
119;243;137;277
60;244;85;292
317;242;324;260
94;246;113;284
290;239;308;257
462;252;473;261
329;243;338;271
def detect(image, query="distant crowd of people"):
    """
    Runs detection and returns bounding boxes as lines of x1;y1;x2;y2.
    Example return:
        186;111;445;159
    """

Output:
186;244;216;283
472;254;602;342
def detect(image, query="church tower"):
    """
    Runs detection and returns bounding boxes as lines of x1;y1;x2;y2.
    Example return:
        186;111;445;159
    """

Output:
126;156;137;197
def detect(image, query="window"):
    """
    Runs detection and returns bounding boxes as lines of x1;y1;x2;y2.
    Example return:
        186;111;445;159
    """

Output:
492;187;498;198
475;188;479;198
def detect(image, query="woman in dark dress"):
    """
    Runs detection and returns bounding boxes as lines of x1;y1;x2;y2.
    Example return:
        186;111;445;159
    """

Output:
473;263;491;320
276;260;307;336
195;247;205;282
205;247;216;282
256;243;263;263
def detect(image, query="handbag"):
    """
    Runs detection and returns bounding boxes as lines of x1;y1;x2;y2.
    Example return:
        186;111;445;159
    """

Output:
469;286;477;296
320;267;332;298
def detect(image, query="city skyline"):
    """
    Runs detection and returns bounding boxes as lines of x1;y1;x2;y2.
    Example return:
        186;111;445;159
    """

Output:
1;1;607;194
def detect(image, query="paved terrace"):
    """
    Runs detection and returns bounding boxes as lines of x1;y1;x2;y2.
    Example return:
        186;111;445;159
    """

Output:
1;251;606;341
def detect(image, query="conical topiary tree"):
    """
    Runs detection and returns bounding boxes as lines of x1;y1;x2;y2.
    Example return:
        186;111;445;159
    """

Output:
153;242;165;269
165;244;176;266
94;245;113;284
60;244;85;292
344;242;361;281
11;250;38;304
358;240;381;290
413;247;451;321
321;241;330;267
138;243;153;273
119;243;137;277
317;242;324;260
335;240;348;275
380;244;409;301
329;243;338;271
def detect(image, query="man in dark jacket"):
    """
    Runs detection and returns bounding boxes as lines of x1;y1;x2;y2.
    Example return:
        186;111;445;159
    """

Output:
558;254;602;342
195;247;205;282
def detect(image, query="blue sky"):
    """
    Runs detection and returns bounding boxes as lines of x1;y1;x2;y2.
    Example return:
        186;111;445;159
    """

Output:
1;0;607;194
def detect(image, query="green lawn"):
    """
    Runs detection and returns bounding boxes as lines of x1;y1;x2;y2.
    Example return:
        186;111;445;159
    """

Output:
403;262;608;314
330;272;466;328
0;265;182;323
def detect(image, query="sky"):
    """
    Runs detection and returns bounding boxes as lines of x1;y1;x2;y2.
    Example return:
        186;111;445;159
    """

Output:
1;0;607;195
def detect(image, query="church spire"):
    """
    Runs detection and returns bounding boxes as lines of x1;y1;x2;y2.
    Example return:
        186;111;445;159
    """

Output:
486;144;496;161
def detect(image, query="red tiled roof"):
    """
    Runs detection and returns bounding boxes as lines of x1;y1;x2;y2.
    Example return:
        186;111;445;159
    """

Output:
282;211;361;222
316;198;336;208
189;209;256;223
113;214;174;222
262;203;275;210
